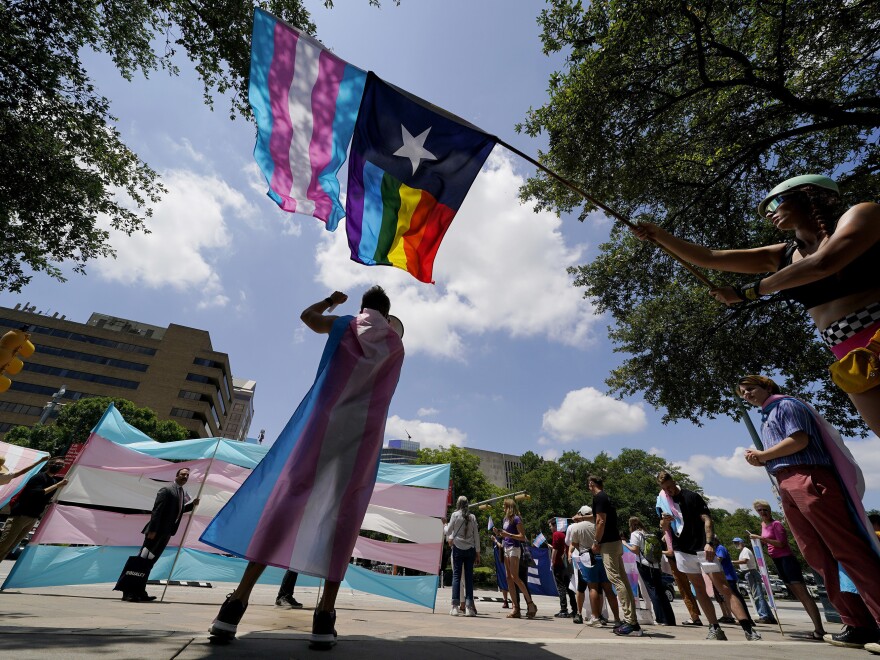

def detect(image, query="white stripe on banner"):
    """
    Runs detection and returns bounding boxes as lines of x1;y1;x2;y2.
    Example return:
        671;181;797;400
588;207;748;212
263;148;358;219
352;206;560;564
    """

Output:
361;505;442;545
286;32;321;215
61;466;230;517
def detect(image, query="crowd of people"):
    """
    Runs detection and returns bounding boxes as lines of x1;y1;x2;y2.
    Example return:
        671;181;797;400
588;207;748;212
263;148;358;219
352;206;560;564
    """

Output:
2;174;880;653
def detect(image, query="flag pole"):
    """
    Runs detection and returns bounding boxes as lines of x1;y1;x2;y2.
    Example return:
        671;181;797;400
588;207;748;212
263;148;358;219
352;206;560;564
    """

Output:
160;438;222;603
494;137;715;289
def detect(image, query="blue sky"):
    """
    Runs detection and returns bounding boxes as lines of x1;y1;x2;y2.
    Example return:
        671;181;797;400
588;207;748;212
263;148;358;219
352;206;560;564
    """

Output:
6;1;878;510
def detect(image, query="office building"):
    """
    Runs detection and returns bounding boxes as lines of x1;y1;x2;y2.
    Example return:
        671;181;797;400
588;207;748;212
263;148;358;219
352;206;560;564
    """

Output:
221;378;256;442
381;438;420;464
462;447;523;490
0;304;241;440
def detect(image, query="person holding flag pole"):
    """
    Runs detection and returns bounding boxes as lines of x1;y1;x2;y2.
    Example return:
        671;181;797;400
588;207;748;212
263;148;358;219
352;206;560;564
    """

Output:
738;374;880;649
158;440;221;603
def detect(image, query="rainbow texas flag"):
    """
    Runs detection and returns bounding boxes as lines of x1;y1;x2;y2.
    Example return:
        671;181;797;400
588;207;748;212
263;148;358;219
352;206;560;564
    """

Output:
346;73;496;283
249;8;366;229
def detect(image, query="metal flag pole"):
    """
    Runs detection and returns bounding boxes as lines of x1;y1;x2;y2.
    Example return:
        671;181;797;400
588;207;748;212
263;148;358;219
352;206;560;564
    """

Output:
494;137;716;289
734;392;785;636
160;437;222;603
472;490;530;510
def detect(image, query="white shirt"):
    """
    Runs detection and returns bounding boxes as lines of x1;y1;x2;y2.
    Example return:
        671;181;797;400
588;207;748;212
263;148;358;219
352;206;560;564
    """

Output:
738;546;757;570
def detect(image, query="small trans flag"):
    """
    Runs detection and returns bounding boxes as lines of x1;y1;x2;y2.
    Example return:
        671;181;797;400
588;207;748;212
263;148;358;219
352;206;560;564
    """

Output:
487;515;494;531
532;532;546;547
555;517;569;532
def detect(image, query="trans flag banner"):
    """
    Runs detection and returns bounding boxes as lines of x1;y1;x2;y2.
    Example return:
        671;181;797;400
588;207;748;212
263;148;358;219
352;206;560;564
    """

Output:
751;538;777;610
0;441;49;509
249;8;366;229
3;403;450;609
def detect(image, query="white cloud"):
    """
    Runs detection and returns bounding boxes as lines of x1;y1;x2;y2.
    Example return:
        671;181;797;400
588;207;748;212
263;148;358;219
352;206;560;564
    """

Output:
541;447;561;461
417;407;439;417
312;150;601;358
648;446;666;457
542;387;647;441
675;446;766;483
385;415;466;448
705;494;745;513
95;169;255;308
848;435;880;492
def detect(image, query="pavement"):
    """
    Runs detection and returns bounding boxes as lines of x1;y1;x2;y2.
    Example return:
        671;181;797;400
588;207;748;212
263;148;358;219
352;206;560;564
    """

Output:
0;559;872;659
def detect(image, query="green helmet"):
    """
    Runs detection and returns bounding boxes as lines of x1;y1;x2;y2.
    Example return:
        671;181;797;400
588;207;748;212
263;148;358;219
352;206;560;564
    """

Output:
757;174;839;216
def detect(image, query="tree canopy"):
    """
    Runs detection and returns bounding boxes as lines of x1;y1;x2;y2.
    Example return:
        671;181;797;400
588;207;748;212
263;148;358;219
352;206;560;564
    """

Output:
4;396;189;456
0;0;314;293
520;0;880;435
507;448;701;541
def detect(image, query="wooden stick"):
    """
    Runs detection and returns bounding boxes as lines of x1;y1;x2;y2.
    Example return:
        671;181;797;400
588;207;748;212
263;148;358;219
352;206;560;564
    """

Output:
495;138;715;289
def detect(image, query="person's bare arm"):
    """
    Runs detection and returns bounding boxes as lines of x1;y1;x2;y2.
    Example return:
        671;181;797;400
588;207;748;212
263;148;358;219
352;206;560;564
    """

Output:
44;478;68;495
631;222;787;274
701;514;716;561
756;203;880;293
300;291;348;334
11;455;50;478
745;431;810;467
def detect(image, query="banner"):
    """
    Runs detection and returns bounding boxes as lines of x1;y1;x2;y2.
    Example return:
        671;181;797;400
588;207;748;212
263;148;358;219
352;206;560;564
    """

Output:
751;538;777;610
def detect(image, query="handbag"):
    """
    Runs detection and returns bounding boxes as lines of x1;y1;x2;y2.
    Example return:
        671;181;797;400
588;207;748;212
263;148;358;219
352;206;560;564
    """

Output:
520;541;533;564
113;555;152;594
829;329;880;393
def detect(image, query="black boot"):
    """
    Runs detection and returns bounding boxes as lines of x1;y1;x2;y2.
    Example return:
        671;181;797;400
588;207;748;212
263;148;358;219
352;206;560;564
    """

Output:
309;609;337;649
208;593;248;643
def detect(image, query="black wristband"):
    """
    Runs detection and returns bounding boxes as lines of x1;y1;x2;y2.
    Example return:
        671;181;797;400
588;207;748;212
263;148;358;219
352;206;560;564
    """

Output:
741;281;763;301
324;297;333;306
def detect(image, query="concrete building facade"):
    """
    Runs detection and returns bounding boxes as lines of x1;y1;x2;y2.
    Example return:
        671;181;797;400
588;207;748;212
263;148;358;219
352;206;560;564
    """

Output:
0;305;240;440
462;447;523;490
221;378;256;442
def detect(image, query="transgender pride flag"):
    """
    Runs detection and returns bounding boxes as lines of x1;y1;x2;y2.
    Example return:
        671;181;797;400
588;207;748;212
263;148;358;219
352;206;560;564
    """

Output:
249;8;366;229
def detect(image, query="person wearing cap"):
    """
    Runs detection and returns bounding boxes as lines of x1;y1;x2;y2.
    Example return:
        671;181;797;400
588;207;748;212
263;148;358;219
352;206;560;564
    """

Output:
731;537;775;624
739;374;880;649
0;454;50;486
567;504;620;627
631;175;880;436
548;516;577;618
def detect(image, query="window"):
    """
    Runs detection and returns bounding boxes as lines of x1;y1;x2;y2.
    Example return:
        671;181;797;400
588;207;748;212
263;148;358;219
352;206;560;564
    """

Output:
192;358;231;405
10;382;90;400
0;401;42;416
35;345;148;372
23;363;138;389
0;318;157;355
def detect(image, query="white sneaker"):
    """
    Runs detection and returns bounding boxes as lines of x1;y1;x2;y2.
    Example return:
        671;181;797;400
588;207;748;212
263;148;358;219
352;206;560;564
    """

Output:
465;606;477;617
449;606;460;616
586;616;603;627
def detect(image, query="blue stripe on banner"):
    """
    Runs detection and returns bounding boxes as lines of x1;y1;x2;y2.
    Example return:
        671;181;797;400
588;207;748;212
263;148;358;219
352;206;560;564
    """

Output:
249;8;277;201
2;545;437;608
375;462;450;490
357;160;386;265
318;64;367;231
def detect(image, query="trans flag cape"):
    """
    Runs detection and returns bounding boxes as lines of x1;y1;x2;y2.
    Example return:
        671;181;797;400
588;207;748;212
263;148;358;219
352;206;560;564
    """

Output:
201;310;404;581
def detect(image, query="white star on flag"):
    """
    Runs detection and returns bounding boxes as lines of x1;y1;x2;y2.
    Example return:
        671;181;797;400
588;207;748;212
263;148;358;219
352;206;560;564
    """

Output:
393;125;437;175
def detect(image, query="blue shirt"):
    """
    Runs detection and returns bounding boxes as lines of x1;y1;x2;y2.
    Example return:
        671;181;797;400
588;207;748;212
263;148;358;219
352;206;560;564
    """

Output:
715;544;738;582
760;398;831;474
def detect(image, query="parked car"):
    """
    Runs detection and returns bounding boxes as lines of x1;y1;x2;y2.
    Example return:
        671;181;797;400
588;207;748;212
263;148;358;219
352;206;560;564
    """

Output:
661;573;675;602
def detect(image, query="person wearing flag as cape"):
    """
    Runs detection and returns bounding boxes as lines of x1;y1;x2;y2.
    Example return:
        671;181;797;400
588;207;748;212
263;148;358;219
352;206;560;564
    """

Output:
201;286;404;649
738;374;880;650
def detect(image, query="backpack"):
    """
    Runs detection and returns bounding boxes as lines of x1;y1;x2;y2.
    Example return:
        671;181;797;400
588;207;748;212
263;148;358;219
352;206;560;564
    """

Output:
641;532;662;565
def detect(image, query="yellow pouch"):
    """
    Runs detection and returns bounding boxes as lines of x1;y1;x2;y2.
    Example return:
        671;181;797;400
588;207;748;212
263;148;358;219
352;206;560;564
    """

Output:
829;330;880;394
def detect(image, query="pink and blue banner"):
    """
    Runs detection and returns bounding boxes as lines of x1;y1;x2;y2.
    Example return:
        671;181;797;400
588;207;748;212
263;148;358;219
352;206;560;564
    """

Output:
250;8;366;228
750;538;777;610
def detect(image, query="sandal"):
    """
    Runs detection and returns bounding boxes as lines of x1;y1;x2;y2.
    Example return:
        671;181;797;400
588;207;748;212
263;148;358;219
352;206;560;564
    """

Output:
507;610;521;618
808;631;825;641
526;601;537;619
680;618;703;626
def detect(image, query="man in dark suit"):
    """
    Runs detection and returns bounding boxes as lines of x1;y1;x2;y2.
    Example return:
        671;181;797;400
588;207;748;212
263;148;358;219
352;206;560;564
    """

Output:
120;467;199;602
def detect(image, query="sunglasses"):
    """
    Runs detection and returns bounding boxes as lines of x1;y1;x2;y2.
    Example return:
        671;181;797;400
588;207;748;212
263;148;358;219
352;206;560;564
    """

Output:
755;508;770;512
765;191;804;213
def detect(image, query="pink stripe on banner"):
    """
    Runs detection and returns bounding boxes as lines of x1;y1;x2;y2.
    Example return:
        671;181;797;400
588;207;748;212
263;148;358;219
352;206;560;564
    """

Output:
76;435;248;492
267;23;298;211
32;504;217;553
305;50;344;220
369;483;447;518
352;536;442;574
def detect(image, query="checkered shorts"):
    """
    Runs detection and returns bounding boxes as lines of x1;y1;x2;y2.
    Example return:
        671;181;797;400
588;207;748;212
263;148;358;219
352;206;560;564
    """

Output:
821;302;880;348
